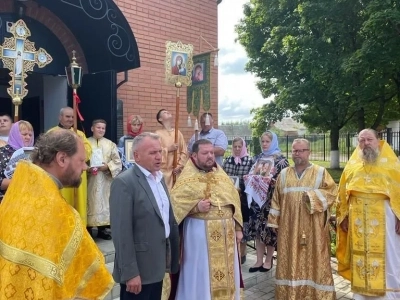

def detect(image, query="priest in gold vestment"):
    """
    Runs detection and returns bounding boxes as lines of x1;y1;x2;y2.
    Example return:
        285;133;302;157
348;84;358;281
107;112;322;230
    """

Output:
155;109;188;190
87;120;122;239
171;139;243;300
267;138;337;300
336;129;400;299
49;107;92;226
0;130;113;299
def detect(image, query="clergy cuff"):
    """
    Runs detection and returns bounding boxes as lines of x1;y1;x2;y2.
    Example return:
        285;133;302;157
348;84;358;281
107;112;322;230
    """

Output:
189;204;200;215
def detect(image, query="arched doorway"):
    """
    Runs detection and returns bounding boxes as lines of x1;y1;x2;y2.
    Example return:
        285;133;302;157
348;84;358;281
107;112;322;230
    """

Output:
0;0;140;141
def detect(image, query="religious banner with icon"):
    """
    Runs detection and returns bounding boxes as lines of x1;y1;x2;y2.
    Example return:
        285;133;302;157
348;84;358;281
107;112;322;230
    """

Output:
186;53;211;120
244;157;275;208
0;19;53;120
165;40;194;86
164;40;194;186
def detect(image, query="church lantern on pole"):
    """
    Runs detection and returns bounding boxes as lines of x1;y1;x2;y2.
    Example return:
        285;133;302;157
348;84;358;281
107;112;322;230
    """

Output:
65;50;83;133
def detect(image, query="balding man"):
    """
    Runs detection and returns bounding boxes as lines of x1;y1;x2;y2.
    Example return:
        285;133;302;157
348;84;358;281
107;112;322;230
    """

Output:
0;130;113;299
48;107;92;226
110;132;179;300
337;129;400;299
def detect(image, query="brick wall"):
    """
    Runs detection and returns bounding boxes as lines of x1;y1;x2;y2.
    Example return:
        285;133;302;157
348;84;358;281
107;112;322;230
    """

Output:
0;0;219;141
115;0;219;140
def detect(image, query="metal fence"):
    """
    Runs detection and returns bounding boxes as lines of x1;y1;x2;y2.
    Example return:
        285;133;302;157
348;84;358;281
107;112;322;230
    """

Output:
227;130;399;163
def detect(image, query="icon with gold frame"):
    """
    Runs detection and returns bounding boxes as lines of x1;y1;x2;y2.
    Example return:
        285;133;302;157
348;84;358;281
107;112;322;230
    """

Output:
124;139;135;163
165;41;194;86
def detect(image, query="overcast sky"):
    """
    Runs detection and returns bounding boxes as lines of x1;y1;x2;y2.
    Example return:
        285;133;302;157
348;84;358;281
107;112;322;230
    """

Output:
217;0;268;123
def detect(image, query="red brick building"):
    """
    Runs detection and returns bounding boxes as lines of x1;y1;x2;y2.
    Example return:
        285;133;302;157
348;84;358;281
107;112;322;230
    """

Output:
0;0;219;141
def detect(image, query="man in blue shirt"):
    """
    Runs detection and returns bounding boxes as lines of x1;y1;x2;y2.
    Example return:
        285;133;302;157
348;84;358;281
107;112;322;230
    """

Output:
187;113;228;165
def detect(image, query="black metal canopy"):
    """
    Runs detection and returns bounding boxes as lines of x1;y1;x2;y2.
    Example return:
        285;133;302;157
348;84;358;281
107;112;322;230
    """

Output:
34;0;141;73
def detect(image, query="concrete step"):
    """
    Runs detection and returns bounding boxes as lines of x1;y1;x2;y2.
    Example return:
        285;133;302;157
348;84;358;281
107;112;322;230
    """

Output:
95;237;275;299
94;237;120;300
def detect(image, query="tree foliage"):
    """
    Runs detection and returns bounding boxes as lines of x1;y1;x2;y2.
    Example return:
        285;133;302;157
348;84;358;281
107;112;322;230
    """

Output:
236;0;400;162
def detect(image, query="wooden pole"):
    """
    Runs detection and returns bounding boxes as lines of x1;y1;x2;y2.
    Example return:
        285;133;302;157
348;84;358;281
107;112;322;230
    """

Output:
194;119;199;141
173;83;181;185
72;88;78;209
72;89;78;133
13;105;19;122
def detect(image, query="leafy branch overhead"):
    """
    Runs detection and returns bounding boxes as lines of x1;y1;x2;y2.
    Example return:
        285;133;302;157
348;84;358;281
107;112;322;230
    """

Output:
236;0;400;153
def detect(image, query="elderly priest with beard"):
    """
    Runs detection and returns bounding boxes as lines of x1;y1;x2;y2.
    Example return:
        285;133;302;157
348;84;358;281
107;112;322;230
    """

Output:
337;129;400;300
171;139;243;300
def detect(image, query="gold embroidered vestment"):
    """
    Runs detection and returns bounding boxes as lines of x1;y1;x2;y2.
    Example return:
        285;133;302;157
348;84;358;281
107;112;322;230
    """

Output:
336;141;400;296
0;161;113;299
268;165;337;300
171;160;242;300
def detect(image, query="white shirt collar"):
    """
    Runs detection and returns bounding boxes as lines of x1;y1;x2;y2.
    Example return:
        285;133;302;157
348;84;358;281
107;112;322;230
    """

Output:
136;163;163;182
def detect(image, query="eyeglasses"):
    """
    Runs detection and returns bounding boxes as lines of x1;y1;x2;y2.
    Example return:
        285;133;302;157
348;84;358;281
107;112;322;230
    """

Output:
292;149;310;154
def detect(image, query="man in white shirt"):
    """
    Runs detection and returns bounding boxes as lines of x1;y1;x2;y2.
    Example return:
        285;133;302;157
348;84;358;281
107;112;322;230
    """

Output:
110;132;180;300
0;113;12;142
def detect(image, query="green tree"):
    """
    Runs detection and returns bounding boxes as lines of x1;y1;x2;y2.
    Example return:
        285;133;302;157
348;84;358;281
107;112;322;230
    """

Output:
236;0;400;167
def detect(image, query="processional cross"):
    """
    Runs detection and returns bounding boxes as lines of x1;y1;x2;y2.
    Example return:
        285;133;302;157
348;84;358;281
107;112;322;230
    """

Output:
0;19;52;121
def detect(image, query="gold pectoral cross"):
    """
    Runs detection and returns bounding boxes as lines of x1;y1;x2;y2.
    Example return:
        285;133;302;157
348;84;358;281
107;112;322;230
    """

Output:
364;175;371;183
199;171;223;213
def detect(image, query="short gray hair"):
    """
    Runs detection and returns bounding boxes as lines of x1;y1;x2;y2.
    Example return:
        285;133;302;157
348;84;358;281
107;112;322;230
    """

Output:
60;107;73;116
132;132;160;152
358;128;379;139
292;138;310;148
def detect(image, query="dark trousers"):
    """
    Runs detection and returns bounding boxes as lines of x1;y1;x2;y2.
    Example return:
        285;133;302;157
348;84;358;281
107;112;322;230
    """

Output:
120;281;163;300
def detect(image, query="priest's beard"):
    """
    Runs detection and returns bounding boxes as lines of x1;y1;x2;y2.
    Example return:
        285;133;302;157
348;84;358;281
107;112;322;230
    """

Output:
61;164;82;188
359;147;380;164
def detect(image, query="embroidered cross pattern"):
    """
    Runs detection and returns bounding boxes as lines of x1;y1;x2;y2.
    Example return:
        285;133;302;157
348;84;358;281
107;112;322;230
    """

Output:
214;270;225;281
210;230;222;241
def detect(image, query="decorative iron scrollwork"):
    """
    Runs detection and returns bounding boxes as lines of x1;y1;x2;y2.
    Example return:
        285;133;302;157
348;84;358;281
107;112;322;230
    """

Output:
61;0;135;62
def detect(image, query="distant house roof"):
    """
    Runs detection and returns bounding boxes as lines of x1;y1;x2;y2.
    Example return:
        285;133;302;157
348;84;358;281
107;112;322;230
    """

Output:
273;118;306;132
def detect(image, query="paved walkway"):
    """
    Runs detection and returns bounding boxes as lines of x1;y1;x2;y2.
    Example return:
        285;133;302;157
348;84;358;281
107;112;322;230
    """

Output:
242;247;353;299
96;238;354;299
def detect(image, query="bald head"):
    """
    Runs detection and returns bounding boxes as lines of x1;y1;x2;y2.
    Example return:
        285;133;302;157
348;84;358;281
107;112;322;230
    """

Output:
59;107;74;129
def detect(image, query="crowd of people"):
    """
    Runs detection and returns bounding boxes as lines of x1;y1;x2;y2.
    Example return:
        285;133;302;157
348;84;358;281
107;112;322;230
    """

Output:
0;108;398;300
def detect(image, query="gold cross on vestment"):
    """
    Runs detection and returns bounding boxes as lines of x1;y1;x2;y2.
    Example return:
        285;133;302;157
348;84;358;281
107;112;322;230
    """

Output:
198;171;222;211
364;175;371;183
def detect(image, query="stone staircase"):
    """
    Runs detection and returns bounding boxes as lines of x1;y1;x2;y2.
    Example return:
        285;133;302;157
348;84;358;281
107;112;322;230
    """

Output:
96;236;275;300
95;238;120;300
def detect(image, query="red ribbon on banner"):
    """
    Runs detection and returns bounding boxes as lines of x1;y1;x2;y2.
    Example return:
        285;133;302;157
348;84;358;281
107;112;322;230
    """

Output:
73;91;84;121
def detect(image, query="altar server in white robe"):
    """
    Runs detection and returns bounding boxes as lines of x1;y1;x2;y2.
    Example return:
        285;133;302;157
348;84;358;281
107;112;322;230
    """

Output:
87;119;122;239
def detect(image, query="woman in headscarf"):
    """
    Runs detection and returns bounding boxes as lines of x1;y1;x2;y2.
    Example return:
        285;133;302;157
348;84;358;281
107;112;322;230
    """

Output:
0;120;34;202
223;137;254;264
117;115;143;170
245;131;289;273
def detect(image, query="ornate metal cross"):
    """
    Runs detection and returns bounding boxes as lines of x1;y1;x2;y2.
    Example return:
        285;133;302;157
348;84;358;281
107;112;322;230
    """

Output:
0;19;52;121
199;171;223;213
